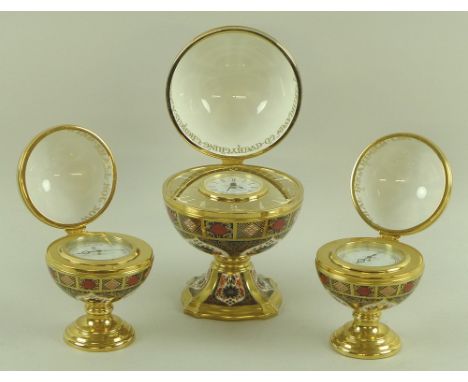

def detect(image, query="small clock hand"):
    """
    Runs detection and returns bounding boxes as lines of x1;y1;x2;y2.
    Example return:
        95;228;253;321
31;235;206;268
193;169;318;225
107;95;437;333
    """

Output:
76;248;125;255
356;253;378;264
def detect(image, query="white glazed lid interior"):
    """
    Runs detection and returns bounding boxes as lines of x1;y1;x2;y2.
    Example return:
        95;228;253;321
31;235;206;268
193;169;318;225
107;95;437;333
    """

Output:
168;27;300;159
20;126;115;228
352;134;450;235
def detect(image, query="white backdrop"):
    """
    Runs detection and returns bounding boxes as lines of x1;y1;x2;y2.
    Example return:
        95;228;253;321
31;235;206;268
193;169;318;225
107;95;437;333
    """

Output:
0;12;467;370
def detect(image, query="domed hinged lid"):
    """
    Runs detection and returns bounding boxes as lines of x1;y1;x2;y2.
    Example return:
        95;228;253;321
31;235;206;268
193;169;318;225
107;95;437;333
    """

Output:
166;26;302;161
351;133;452;237
18;125;116;230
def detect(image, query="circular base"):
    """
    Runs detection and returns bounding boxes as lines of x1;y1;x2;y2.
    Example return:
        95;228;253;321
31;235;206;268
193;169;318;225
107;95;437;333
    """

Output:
182;257;282;321
64;314;135;352
330;320;401;359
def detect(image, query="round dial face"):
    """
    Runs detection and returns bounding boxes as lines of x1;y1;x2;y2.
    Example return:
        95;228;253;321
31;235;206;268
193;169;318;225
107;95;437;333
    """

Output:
336;242;404;267
200;171;267;201
64;236;133;261
206;175;262;195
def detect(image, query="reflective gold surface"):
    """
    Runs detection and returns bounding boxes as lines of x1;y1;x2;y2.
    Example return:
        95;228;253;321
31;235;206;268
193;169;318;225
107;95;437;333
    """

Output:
316;133;451;359
330;310;401;359
18;125;154;351
165;26;303;321
182;255;282;320
64;301;135;352
164;165;302;320
46;231;153;352
316;237;423;359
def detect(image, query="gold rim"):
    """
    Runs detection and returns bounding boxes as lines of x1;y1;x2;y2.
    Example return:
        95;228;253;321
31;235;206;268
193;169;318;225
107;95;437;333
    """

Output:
166;25;302;161
316;237;424;285
163;164;303;221
329;240;411;273
58;232;139;265
47;232;153;275
351;132;452;237
17;124;117;230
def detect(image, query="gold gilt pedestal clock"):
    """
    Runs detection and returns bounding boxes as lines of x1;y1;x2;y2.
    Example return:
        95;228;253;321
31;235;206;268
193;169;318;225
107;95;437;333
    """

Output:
316;133;452;359
163;26;303;320
18;125;154;351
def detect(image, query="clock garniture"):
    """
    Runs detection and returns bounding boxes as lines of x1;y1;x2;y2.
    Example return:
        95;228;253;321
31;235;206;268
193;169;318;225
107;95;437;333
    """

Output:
18;125;154;351
163;26;303;320
316;133;452;359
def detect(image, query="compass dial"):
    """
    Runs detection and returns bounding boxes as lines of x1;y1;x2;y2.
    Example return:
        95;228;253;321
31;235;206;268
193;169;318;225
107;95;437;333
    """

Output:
64;236;133;261
336;242;404;267
199;171;268;201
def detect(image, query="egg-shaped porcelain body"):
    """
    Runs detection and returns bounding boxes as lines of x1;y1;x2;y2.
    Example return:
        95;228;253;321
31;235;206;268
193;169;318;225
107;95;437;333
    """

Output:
316;237;424;359
45;231;153;351
163;164;302;320
47;232;153;303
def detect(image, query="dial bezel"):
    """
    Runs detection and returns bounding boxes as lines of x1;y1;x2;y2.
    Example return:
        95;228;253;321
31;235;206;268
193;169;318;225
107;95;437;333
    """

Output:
47;231;152;273
351;132;452;238
59;233;138;265
163;164;303;220
198;171;268;202
17;124;117;230
316;237;424;284
330;240;410;273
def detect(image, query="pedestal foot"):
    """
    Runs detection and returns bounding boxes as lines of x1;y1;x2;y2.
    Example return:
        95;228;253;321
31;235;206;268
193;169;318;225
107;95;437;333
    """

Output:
64;301;134;352
330;310;401;359
182;255;282;320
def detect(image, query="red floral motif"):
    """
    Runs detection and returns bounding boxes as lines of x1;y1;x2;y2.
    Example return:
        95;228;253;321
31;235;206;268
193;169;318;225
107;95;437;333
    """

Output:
82;279;97;290
271;219;286;232
209;223;229;236
319;273;329;285
126;274;140;286
403;282;415;293
356;286;372;297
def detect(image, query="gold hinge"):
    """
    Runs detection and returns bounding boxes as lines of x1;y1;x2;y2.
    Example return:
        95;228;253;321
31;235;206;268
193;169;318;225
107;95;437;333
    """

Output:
65;225;87;235
221;158;245;165
379;231;401;241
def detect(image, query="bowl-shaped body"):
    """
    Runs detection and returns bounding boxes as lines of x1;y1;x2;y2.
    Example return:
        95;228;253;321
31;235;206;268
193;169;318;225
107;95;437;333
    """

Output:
316;237;424;311
317;271;421;311
46;232;153;303
163;165;303;257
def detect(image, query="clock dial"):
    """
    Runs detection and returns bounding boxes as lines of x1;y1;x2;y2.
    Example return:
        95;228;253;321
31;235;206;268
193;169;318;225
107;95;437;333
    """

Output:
64;236;132;261
205;175;263;195
336;242;404;267
199;171;268;201
165;165;302;215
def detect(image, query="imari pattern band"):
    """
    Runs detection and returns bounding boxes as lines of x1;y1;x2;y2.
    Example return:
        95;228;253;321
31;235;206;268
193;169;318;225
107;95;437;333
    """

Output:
166;206;299;257
167;207;297;240
48;267;151;301
318;271;420;310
